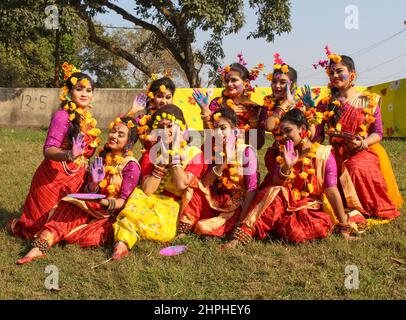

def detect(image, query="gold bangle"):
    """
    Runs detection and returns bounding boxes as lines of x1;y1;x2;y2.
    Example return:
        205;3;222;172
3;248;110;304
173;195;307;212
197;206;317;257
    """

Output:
279;167;291;179
212;166;223;177
66;150;75;162
152;172;163;179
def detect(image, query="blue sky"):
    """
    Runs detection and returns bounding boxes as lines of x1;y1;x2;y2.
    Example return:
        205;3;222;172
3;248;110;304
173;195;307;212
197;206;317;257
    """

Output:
97;0;406;87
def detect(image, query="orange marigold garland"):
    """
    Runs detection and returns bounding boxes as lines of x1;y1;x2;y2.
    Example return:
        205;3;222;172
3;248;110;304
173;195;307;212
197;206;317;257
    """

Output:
60;62;101;159
277;142;320;200
98;152;124;198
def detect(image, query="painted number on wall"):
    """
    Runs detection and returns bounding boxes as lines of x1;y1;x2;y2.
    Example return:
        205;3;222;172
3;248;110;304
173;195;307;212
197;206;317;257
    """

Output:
20;95;48;111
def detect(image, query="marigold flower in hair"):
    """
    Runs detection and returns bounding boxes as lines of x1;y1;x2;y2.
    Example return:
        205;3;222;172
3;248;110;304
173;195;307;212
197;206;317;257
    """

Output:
325;45;342;63
213;112;221;122
159;85;167;93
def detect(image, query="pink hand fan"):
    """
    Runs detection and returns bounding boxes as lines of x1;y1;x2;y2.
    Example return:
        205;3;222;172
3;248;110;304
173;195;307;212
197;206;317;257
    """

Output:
159;245;187;256
67;193;106;200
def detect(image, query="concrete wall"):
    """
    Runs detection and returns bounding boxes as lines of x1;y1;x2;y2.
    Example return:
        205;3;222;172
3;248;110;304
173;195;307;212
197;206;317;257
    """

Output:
0;87;145;128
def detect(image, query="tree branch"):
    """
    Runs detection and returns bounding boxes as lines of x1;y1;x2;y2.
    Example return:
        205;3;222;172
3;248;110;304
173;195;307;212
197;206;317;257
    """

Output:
100;0;186;69
150;0;200;86
73;6;152;77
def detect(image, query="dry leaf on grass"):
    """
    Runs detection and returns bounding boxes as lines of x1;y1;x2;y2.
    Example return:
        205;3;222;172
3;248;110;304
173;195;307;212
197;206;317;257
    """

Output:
390;257;405;265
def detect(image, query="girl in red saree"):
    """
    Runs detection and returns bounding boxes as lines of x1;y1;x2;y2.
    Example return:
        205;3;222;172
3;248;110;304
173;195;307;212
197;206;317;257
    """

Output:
314;48;402;222
128;76;177;151
16;116;140;264
193;58;266;150
177;107;258;238
224;109;355;248
7;63;101;239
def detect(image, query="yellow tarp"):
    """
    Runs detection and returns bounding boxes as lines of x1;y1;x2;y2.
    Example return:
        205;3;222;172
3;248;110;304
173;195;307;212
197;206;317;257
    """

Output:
368;79;406;137
173;80;404;136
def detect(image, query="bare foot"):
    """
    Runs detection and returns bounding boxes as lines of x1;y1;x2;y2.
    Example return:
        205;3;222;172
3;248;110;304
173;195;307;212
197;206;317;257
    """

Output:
176;233;187;240
219;239;241;250
112;241;129;260
16;247;45;265
5;218;17;234
340;232;362;241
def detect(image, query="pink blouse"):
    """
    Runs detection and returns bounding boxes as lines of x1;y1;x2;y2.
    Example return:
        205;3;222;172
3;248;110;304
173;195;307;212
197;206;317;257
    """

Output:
44;110;70;152
324;153;338;189
119;161;141;200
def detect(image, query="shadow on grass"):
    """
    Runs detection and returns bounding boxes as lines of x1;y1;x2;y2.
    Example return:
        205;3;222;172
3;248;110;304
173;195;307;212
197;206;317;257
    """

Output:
0;208;21;226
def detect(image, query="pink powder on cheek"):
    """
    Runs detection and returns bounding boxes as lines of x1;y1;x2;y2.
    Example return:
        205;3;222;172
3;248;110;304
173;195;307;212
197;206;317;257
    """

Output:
236;83;244;92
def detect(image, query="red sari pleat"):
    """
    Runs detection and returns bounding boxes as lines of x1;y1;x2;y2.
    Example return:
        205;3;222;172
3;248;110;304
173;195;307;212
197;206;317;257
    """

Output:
180;188;241;237
12;159;88;239
248;183;334;244
42;201;113;247
335;105;399;220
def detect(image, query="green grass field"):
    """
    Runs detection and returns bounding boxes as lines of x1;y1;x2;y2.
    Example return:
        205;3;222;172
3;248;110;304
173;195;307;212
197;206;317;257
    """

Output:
0;127;405;300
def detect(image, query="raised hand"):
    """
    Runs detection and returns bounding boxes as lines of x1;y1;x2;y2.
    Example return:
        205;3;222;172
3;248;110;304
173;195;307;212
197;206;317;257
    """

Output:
130;93;147;114
91;156;105;184
283;139;299;169
298;84;319;109
154;138;170;166
286;81;294;103
192;89;210;113
71;133;86;158
171;125;182;150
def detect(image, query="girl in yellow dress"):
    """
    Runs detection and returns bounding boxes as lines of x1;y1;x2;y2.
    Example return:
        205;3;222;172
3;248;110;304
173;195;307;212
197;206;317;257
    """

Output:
111;104;205;259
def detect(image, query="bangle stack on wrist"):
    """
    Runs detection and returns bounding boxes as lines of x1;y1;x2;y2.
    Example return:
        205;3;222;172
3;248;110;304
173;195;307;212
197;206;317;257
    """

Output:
152;165;167;179
358;139;368;151
171;153;183;167
106;198;116;211
66;150;75;162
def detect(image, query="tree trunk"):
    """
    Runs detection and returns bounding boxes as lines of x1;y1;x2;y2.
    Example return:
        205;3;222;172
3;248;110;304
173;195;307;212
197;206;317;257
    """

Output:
54;27;61;87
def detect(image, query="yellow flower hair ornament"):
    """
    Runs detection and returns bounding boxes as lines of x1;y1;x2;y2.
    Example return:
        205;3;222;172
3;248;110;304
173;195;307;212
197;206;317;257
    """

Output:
325;46;342;64
213;112;221;122
146;70;173;100
109;117;136;130
62;61;81;81
274;53;289;74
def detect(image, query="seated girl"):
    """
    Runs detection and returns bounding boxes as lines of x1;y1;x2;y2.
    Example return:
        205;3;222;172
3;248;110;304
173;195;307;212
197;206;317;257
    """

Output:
177;107;258;238
111;104;205;260
224;109;356;248
8;63;101;239
16;116;140;264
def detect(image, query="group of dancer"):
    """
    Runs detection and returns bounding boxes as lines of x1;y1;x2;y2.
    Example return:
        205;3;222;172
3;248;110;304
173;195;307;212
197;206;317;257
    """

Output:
6;46;403;265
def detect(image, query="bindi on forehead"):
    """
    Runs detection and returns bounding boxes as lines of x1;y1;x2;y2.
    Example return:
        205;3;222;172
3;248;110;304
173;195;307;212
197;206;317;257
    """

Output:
225;71;242;80
75;85;92;90
114;123;129;133
273;74;289;82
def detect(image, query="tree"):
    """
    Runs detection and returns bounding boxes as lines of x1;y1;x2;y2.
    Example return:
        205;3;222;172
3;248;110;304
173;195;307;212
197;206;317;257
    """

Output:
0;0;190;88
68;0;292;87
80;27;189;88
